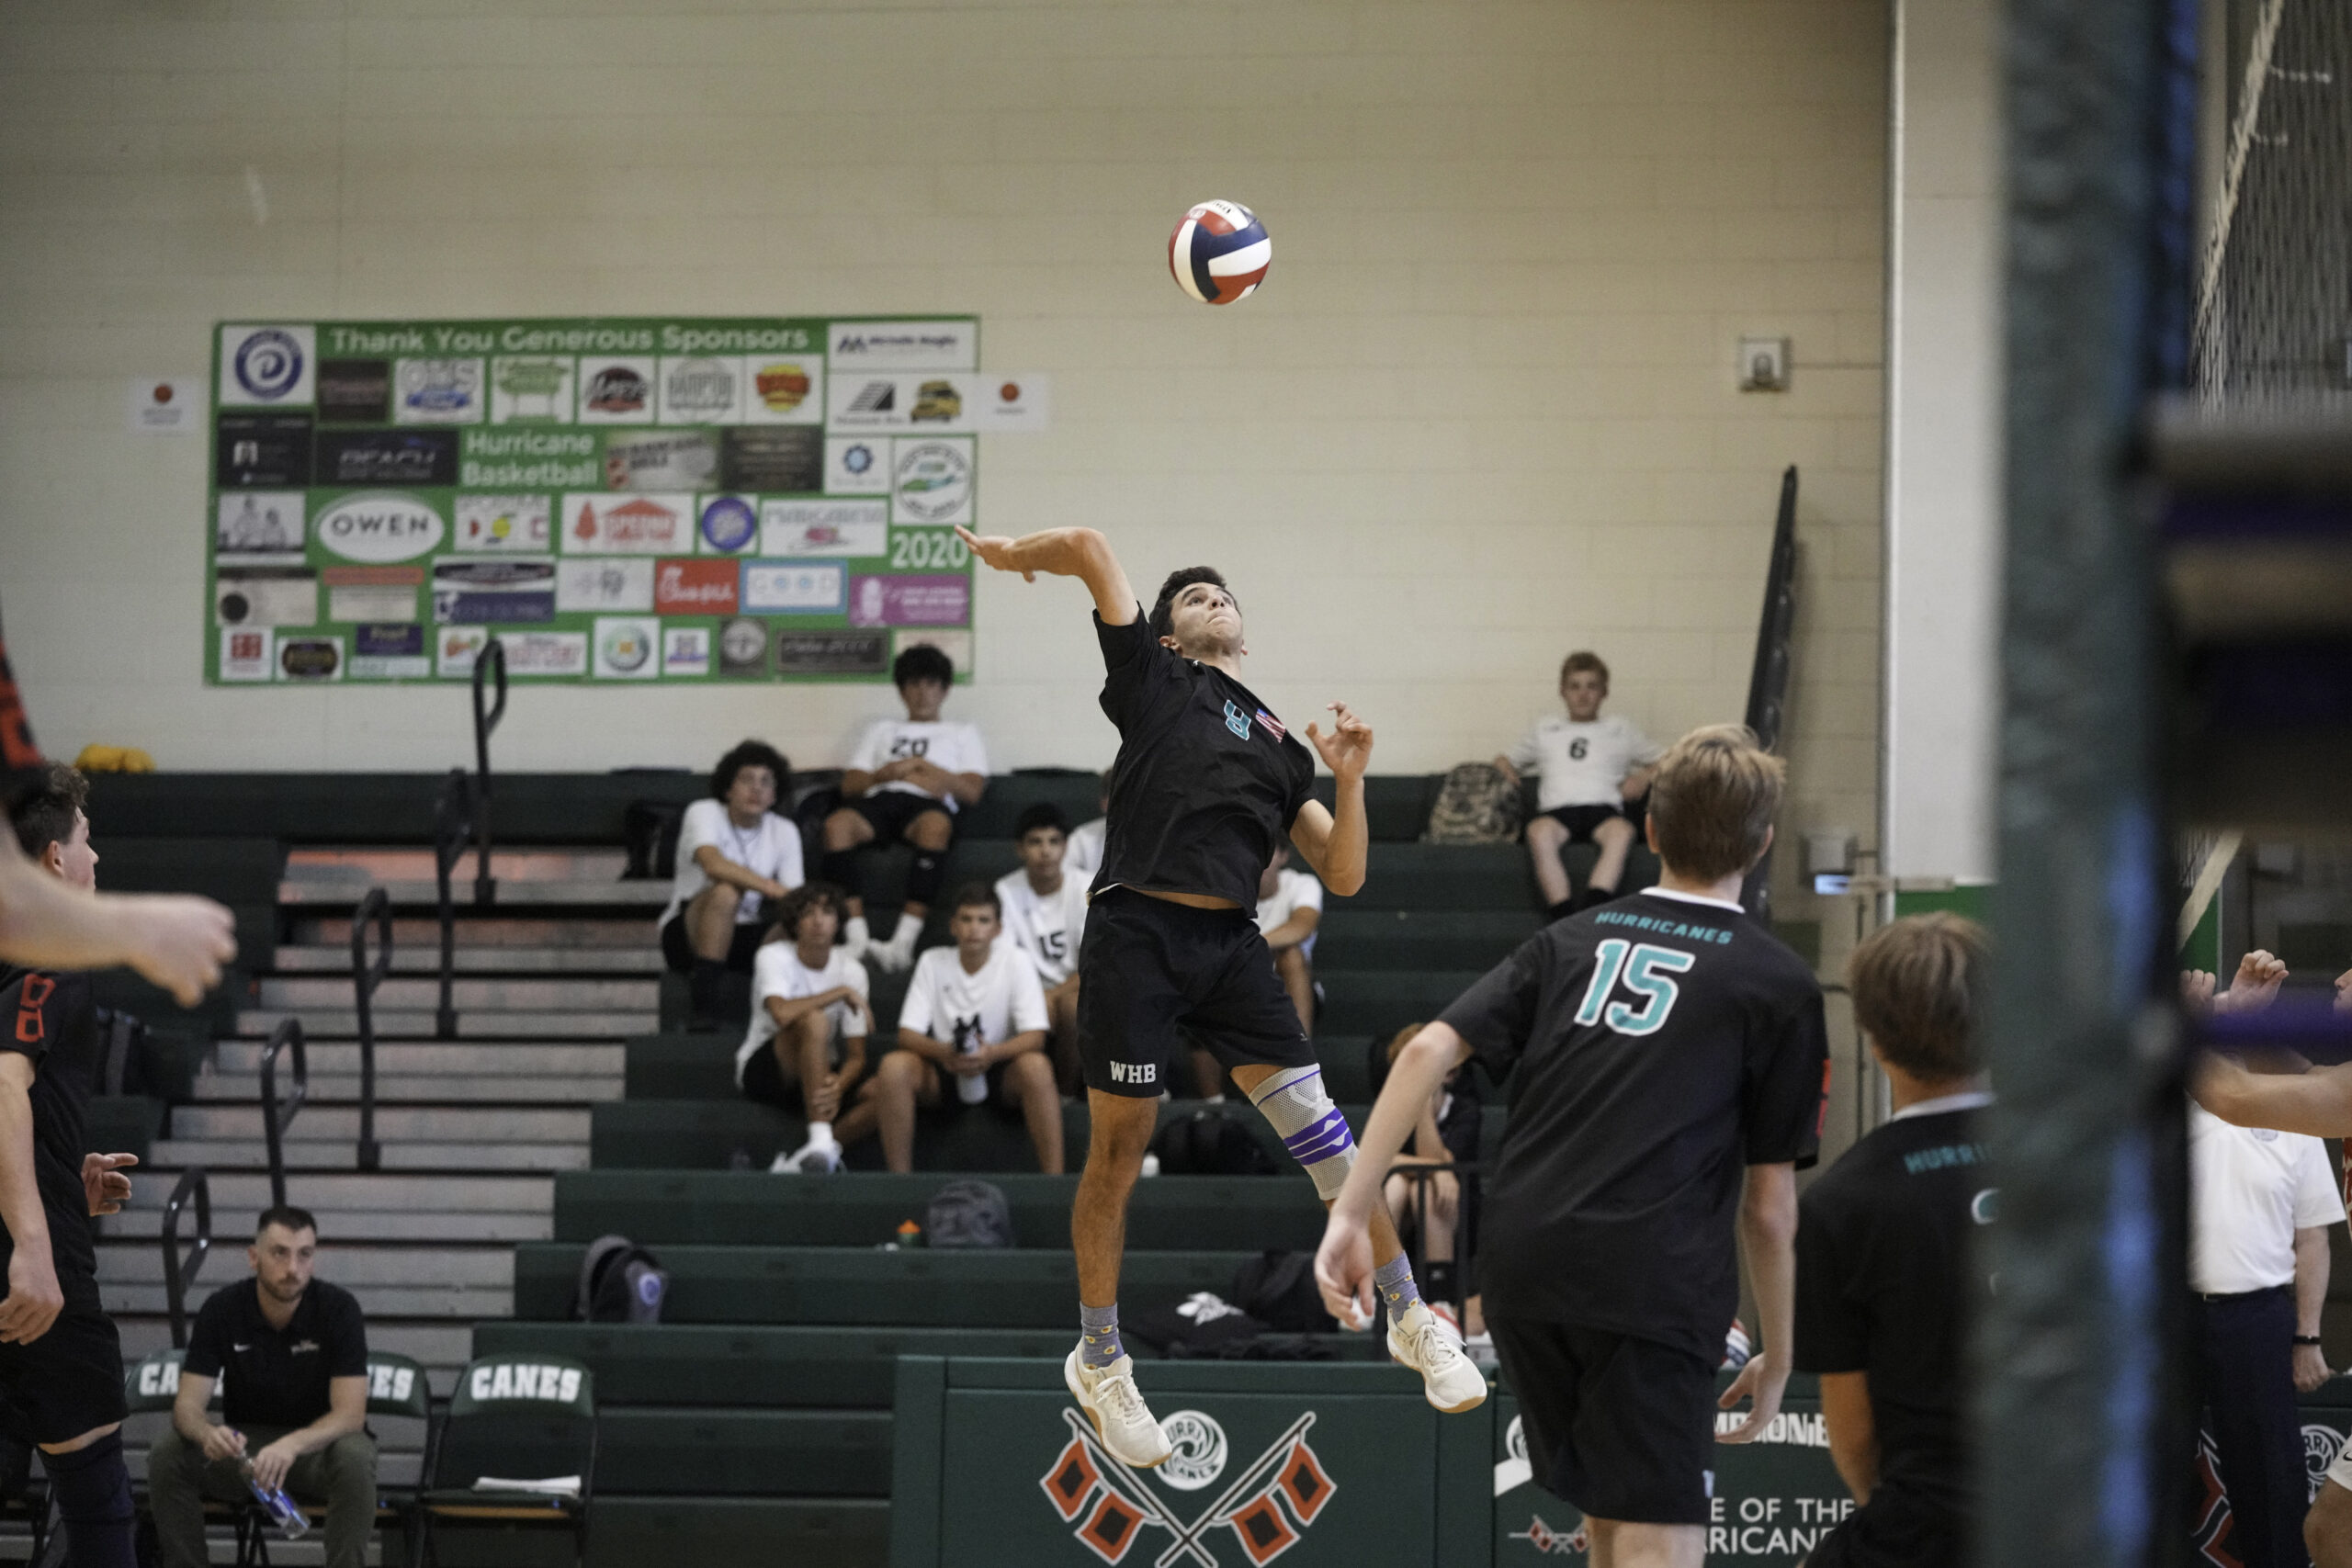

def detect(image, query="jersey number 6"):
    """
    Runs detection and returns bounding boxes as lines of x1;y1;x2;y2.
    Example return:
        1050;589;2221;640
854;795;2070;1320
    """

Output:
1573;939;1696;1036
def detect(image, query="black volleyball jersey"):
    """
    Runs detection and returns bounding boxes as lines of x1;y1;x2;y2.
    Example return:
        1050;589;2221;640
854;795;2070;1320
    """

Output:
0;966;102;1300
1437;889;1828;1360
1089;610;1316;910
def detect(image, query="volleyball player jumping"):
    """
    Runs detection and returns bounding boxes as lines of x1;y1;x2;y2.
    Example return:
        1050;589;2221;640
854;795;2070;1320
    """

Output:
958;525;1486;1466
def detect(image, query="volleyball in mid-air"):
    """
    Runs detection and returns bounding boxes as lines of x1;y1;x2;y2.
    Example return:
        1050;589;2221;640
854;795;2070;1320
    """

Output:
1169;200;1272;305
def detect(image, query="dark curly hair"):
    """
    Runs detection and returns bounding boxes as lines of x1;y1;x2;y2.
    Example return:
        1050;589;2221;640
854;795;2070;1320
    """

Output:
1148;567;1238;643
709;740;790;802
891;644;955;690
771;881;846;942
6;762;88;860
1013;802;1070;840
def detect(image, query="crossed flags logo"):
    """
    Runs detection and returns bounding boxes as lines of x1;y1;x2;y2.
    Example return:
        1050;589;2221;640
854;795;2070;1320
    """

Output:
1040;1408;1336;1566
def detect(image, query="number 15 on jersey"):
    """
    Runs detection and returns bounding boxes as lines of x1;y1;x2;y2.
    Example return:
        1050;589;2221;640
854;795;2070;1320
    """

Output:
1574;939;1696;1035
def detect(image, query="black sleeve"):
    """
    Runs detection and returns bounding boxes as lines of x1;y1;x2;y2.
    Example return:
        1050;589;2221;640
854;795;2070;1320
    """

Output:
1437;939;1547;1085
0;969;62;1066
1743;989;1828;1168
182;1292;231;1380
324;1287;368;1378
1281;750;1314;832
1792;1184;1869;1372
1094;609;1165;728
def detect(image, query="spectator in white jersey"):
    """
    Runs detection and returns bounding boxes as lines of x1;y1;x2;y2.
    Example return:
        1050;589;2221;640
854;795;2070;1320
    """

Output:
1191;845;1324;1097
736;884;871;1176
1065;786;1109;881
994;804;1090;1094
658;741;803;1030
820;646;989;976
842;883;1059;1174
1495;651;1665;921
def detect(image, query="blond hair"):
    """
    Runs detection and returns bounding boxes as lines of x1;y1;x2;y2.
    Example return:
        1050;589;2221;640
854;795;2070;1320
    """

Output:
1645;724;1784;882
1848;913;1988;1081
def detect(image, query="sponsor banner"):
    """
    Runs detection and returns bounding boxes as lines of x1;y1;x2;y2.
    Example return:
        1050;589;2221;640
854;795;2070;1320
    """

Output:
978;372;1051;431
577;357;655;423
563;492;692;555
695;494;760;555
501;630;590;677
556;558;655;614
215;492;306;561
219;627;273;682
432;558;557;625
219;324;315;407
718;616;769;677
662;625;712;676
825;371;1048;434
316;358;390;423
216;414;312;487
435;626;490;678
277;635;344;682
393;357;485;424
895;627;972;676
719;425;822;492
316;428;459;488
658;355;743;423
828;319;976;371
603;428;719;491
350;623;431;679
740;357;823;424
762;499;888;558
593;615;661;680
825;436;890;495
129;376;204;435
490;355;575;423
328;581;419;624
455;493;553;552
460;428;601;489
853;573;969;628
313;492;446;564
892;438;975;526
215;567;317;627
655;558;740;615
775;629;889;676
742;559;846;615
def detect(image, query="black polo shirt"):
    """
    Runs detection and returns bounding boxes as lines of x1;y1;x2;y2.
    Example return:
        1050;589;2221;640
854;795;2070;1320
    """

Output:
184;1278;368;1430
0;965;102;1303
1089;609;1316;909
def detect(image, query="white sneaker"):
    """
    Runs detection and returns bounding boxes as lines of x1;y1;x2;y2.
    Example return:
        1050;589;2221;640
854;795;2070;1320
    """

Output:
1063;1348;1172;1468
767;1150;800;1174
1387;1301;1487;1413
797;1139;842;1175
841;917;872;963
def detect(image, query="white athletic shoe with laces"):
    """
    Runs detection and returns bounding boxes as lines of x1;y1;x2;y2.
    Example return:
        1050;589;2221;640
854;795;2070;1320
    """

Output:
1063;1348;1172;1468
1388;1301;1488;1413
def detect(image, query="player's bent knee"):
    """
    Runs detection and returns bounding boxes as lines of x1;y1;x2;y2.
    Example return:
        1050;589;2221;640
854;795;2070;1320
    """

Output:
910;810;953;849
1246;1066;1356;1201
2312;1480;2352;1564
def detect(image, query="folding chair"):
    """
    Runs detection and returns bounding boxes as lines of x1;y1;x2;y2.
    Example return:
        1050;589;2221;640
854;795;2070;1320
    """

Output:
414;1353;595;1568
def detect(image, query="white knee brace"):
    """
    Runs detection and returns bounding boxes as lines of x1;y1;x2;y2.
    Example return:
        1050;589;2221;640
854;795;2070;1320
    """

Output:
1246;1066;1357;1201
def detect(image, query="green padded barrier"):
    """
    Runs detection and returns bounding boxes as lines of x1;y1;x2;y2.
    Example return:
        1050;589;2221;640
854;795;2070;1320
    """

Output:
585;1496;888;1568
85;1097;164;1163
1314;908;1537;973
81;773;710;845
627;1033;745;1100
512;1245;1253;1326
592;1406;893;1496
1304;774;1442;842
551;1172;1332;1251
85;838;285;902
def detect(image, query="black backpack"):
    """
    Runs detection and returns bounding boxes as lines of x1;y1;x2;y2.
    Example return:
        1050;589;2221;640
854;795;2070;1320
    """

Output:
1150;1110;1278;1177
1229;1249;1339;1333
925;1180;1015;1248
574;1235;668;1324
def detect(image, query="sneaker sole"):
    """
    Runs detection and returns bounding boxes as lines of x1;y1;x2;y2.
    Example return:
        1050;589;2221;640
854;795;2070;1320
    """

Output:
1063;1355;1171;1469
1388;1335;1490;1415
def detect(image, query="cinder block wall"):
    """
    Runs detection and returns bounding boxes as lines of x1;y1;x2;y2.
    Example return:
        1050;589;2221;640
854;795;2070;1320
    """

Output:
0;1;1886;890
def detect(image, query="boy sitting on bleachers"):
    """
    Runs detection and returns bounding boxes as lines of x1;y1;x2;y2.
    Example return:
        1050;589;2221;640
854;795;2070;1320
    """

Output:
738;884;871;1175
1494;650;1663;920
659;740;802;1031
994;804;1089;1094
836;883;1060;1174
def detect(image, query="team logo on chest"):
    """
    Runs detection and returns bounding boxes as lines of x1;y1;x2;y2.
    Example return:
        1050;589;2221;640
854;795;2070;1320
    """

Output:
1223;700;1252;739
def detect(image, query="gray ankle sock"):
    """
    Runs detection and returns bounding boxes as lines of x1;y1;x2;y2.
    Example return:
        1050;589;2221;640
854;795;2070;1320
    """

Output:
1374;1255;1421;1317
1080;1303;1123;1370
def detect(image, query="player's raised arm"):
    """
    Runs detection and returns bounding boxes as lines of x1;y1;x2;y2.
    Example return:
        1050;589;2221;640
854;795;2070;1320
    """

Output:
955;526;1138;626
1291;703;1374;896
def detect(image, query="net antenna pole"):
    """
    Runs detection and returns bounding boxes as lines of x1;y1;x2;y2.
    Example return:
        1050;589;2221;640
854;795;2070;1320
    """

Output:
2188;0;2287;403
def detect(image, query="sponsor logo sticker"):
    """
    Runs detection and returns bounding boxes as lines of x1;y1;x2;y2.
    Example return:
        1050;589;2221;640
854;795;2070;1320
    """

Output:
578;359;654;423
604;428;719;491
500;630;590;677
277;636;344;682
215;567;317;627
219;627;273;682
827;319;975;371
315;357;390;423
891;438;974;526
825;436;890;495
742;559;846;615
593;616;662;680
656;558;740;615
774;629;888;676
316;428;458;487
850;573;968;627
314;492;447;564
719;425;822;492
435;626;490;678
431;558;558;625
216;414;313;488
324;564;423;624
565;492;691;555
215;492;306;561
746;358;819;422
556;558;655;614
351;623;430;679
697;494;759;554
220;324;315;406
490;355;575;423
762;499;888;558
455;494;552;553
662;626;711;677
659;355;742;423
394;357;484;424
718;616;769;677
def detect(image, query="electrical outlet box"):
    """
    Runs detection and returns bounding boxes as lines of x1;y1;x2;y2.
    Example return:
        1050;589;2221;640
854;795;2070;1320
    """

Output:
1738;336;1790;391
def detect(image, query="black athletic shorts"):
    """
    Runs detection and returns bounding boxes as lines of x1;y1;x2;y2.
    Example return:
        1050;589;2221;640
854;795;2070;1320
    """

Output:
1538;804;1627;844
1804;1486;1964;1568
1078;887;1316;1099
1487;1315;1717;1526
0;1294;128;1446
660;913;768;975
848;791;956;843
740;1025;855;1110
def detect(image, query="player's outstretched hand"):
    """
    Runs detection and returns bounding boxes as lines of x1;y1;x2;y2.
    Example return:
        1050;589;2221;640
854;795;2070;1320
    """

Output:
1715;1354;1786;1444
117;894;237;1005
1313;1213;1374;1328
954;527;1035;581
2216;949;2289;1016
83;1152;137;1217
1305;703;1374;782
0;1248;62;1346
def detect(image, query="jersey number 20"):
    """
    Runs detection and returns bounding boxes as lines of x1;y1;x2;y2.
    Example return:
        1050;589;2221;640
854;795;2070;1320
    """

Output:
1573;939;1695;1035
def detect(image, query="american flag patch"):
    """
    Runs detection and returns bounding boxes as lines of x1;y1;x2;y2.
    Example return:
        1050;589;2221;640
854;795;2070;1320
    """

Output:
1255;709;1285;740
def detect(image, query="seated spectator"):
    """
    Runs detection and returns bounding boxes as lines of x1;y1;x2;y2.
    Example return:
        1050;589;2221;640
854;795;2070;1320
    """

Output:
838;884;1059;1173
1192;845;1321;1096
1379;1022;1485;1331
659;740;801;1031
821;646;989;975
995;804;1090;1094
151;1207;375;1568
1066;786;1109;880
737;884;872;1175
1494;651;1663;920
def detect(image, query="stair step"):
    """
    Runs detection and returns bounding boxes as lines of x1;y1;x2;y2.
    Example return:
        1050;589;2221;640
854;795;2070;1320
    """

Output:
277;879;668;908
257;976;658;1010
236;1010;657;1037
286;847;628;882
150;1138;588;1172
98;1242;511;1288
196;1073;624;1105
169;1106;591;1142
272;945;664;975
290;916;656;947
103;1205;552;1242
106;1280;509;1319
214;1042;628;1075
115;1169;551;1215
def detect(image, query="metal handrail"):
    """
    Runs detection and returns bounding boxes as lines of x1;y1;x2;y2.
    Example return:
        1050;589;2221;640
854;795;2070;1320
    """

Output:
470;637;508;908
350;888;392;1173
434;768;471;1041
160;1168;212;1349
1740;466;1800;919
259;1019;308;1209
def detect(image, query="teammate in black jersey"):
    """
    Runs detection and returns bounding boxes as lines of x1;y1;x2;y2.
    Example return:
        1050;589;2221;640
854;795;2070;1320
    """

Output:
1792;913;1991;1568
958;524;1487;1468
1319;725;1826;1568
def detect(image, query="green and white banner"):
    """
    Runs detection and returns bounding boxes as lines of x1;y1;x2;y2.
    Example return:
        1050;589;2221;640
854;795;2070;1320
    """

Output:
205;316;1005;685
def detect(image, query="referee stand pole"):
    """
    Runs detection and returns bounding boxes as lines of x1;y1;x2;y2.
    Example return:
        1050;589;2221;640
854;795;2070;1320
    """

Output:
1984;0;2199;1562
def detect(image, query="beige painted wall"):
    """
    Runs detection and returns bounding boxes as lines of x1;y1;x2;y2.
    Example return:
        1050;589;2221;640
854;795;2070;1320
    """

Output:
0;0;1885;897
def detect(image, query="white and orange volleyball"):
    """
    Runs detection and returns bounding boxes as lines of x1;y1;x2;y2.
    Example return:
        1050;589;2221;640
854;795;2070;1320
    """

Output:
1168;200;1272;305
